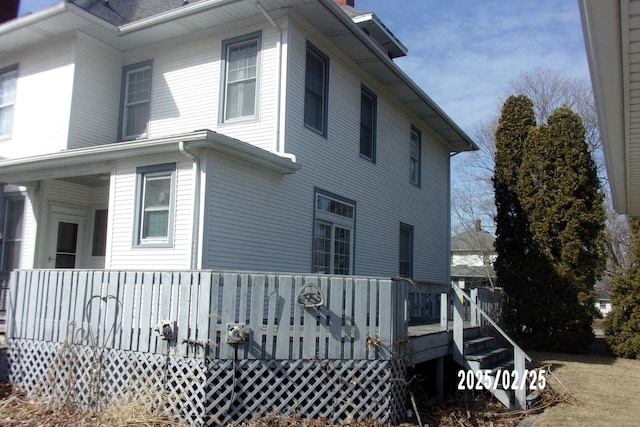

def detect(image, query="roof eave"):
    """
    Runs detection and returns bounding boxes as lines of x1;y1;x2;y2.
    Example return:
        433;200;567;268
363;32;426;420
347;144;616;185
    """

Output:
319;0;477;152
0;131;300;184
579;0;629;214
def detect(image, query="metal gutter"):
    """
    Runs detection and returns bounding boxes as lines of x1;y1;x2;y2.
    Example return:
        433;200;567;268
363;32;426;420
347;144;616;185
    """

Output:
0;2;67;37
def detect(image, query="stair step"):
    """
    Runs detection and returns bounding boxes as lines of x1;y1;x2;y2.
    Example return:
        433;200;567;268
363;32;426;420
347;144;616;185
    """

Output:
465;347;511;369
464;336;495;352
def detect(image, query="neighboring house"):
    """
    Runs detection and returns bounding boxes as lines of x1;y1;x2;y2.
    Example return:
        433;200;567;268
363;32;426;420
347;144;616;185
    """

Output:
596;290;613;317
0;0;476;281
451;220;496;288
580;0;640;216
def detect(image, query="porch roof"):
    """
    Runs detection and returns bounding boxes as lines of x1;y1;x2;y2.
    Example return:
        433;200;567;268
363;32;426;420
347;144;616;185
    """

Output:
0;130;301;185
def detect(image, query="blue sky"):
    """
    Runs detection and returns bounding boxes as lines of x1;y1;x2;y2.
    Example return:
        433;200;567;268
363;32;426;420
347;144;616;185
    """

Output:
18;0;589;138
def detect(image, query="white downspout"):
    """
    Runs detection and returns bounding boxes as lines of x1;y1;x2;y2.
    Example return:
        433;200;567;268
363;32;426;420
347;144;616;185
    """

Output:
253;0;289;156
179;141;201;269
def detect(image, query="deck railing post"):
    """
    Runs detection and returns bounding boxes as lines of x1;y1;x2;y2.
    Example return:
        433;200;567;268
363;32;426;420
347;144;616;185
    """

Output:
440;292;448;330
514;347;526;410
452;290;464;365
470;288;478;327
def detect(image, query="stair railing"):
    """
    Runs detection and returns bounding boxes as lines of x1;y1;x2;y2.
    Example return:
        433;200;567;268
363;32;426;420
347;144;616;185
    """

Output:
452;284;532;410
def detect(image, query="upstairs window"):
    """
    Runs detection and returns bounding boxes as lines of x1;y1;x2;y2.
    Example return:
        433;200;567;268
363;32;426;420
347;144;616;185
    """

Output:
221;31;261;122
0;66;18;138
410;126;422;186
120;60;152;141
359;85;377;162
312;190;355;275
133;163;176;247
304;41;329;137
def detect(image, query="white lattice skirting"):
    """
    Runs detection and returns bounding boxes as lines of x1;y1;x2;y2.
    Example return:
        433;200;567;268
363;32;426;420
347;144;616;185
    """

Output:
8;339;407;426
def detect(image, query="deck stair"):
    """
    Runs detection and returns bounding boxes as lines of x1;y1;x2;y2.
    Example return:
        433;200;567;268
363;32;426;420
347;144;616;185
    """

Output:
452;285;533;410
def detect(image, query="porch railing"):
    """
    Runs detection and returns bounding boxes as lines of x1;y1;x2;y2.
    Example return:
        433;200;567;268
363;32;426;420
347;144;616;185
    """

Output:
6;270;409;361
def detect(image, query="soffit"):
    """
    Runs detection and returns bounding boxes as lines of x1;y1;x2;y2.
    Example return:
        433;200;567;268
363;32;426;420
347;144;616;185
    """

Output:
581;0;640;215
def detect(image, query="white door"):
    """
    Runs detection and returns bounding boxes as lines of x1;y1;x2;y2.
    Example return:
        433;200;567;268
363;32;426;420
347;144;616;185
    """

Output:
47;209;85;269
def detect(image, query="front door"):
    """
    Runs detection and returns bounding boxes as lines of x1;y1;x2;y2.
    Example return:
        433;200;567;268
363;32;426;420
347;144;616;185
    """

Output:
47;206;85;269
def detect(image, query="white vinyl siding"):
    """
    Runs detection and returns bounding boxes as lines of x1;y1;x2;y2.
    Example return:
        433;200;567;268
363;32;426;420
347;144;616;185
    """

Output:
0;36;74;158
129;24;279;152
281;19;451;283
68;34;121;149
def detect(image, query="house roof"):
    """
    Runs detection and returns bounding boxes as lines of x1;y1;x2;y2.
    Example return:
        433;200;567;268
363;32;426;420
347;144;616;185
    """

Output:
579;0;640;215
451;228;495;252
451;265;495;279
66;0;204;26
0;0;477;153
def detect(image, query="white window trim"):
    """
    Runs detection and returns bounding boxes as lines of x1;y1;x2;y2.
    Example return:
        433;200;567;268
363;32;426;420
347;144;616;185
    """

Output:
132;163;176;248
220;31;262;124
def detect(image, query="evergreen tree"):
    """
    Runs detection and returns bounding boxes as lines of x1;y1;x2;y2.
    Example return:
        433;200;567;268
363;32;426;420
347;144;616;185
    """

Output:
606;217;640;358
492;95;537;332
516;107;605;351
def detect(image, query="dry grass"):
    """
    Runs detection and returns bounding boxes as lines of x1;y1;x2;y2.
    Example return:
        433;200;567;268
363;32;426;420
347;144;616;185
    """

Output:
0;383;185;427
531;340;640;426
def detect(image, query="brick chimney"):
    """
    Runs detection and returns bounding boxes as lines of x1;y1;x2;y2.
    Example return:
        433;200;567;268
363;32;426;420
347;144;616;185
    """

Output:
0;0;19;25
334;0;355;7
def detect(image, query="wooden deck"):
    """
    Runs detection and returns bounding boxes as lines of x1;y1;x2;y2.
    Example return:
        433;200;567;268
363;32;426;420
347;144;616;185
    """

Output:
3;269;502;425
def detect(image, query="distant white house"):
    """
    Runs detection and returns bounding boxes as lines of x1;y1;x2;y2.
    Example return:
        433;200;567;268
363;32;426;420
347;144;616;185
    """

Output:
0;0;476;281
451;220;496;289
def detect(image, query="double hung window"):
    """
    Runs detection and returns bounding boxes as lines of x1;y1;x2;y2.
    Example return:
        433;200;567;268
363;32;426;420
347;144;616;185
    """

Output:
399;223;414;278
313;190;355;275
133;163;176;247
120;61;152;140
1;196;25;270
410;127;422;186
359;86;377;162
0;66;17;138
222;31;261;122
304;42;329;137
